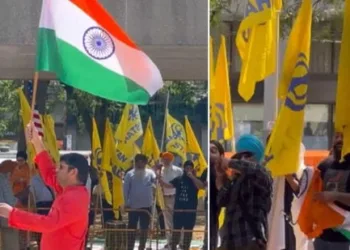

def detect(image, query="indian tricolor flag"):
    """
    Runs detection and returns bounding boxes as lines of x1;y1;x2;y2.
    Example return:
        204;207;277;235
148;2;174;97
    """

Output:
292;167;350;239
36;0;163;104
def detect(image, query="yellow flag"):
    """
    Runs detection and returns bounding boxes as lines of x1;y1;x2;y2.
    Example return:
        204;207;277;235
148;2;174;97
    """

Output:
278;1;310;99
335;0;350;158
141;117;165;209
42;115;60;164
219;208;226;229
184;116;207;177
165;111;186;163
266;0;312;176
184;116;207;198
101;120;113;173
115;104;143;169
102;119;124;218
236;0;276;101
142;117;161;165
92;118;112;205
210;37;219;141
17;88;36;165
273;0;282;11
211;36;234;141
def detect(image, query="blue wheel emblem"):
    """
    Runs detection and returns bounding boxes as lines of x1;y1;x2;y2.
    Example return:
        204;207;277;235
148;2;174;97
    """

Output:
83;27;115;60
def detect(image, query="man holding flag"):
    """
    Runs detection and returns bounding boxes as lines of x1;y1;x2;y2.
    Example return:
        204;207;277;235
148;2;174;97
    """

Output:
0;123;90;250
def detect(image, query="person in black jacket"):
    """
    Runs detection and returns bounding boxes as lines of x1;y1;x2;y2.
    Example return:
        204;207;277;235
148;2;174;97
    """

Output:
216;134;272;250
209;140;225;250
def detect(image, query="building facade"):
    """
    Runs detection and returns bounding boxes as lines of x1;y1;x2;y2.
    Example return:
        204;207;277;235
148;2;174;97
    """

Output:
212;2;341;150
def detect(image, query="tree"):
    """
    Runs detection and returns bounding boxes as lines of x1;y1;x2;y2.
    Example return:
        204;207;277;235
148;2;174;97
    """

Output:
211;0;345;40
61;80;207;140
0;80;22;139
0;79;207;150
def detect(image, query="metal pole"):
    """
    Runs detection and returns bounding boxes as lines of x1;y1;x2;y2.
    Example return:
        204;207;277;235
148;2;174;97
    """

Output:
160;92;170;151
147;90;169;250
265;9;287;250
263;12;280;141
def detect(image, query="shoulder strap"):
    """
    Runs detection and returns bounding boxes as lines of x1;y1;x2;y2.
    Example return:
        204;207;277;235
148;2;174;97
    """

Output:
46;185;55;200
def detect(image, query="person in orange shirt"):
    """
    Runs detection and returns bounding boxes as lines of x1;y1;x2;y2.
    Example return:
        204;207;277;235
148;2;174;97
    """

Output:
11;151;30;198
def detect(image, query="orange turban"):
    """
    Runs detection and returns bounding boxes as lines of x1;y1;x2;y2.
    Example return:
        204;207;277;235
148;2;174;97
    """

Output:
161;152;174;161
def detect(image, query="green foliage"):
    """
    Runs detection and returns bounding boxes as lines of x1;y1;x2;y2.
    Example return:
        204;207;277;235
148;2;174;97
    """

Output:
210;0;232;26
0;80;207;142
48;80;207;134
0;80;22;138
280;0;345;40
211;0;345;40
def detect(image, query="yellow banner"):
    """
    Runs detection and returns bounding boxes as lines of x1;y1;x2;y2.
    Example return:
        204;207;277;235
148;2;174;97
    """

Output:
165;111;186;163
266;0;312;176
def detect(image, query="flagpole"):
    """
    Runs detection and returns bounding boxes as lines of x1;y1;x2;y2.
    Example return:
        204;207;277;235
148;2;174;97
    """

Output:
24;71;40;247
275;9;280;114
147;90;169;250
160;91;170;151
30;72;39;112
266;6;285;250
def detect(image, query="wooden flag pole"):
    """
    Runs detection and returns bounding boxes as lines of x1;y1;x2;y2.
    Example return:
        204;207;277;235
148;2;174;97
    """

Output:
26;71;39;248
30;72;40;112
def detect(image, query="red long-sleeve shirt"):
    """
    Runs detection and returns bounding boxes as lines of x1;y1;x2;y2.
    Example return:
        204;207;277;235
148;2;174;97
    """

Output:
8;151;89;250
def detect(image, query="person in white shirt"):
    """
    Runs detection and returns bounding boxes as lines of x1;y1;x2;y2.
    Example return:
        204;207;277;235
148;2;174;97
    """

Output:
159;152;183;248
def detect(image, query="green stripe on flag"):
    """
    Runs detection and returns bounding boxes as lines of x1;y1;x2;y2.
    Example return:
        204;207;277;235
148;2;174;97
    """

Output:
334;228;350;240
36;28;150;104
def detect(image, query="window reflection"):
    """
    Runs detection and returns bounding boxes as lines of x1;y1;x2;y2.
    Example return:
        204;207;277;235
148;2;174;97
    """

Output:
303;104;329;150
233;104;264;141
233;104;330;150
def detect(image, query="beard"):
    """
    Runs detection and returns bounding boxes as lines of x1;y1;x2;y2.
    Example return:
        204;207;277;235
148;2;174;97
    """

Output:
134;168;146;179
333;142;343;161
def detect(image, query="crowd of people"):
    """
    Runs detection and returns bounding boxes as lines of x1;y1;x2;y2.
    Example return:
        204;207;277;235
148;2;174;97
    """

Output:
210;132;350;250
0;123;208;250
122;151;207;250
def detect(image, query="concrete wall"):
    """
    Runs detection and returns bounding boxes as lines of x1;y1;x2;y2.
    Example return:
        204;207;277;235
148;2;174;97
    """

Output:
0;0;208;80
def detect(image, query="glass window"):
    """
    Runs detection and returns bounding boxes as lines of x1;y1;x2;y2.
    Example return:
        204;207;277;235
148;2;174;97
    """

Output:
233;103;330;150
233;104;264;140
303;104;329;150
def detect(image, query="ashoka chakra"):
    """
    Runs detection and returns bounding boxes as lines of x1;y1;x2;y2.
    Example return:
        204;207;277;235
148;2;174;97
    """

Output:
83;27;115;60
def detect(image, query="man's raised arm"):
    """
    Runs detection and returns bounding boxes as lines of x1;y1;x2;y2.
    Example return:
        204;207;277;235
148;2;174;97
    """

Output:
26;123;63;194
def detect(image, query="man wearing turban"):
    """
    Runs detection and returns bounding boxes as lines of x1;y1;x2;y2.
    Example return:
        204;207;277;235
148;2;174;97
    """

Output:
216;134;273;250
158;152;183;248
